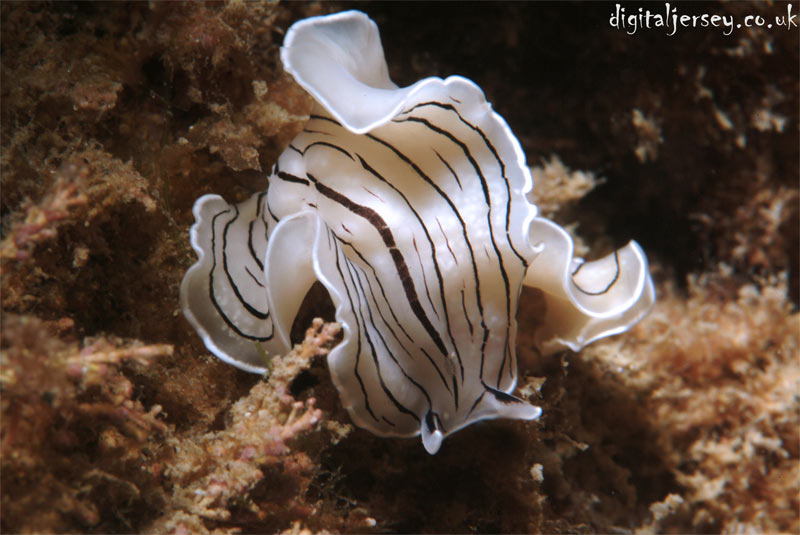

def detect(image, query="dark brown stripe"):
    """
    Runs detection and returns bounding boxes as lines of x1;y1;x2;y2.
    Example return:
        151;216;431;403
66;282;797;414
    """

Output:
307;173;449;360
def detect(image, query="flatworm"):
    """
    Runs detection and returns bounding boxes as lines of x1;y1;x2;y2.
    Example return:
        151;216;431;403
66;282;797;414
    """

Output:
180;11;655;454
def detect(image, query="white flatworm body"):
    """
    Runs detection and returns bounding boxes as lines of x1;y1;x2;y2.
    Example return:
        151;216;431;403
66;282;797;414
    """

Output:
180;11;655;454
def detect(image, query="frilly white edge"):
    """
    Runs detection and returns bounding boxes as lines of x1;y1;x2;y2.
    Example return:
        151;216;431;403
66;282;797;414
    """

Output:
524;217;655;354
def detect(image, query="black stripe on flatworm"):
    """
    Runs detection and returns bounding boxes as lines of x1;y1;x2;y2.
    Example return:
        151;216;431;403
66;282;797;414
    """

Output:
433;149;462;190
435;217;458;267
362;186;385;203
331;228;381;424
247;191;268;271
361;134;483;382
350;259;436;407
307;173;450;364
306;160;454;395
245;266;264;288
208;207;272;341
276;171;310;186
465;383;529;419
396;113;515;387
466;390;486;419
479;324;490;380
425;410;444;434
412;236;440;321
336;236;414;344
337;235;419;357
497;338;512;388
304;140;355;161
460;287;474;337
571;250;621;296
400;100;530;268
222;206;270;321
341;245;421;424
356;154;466;384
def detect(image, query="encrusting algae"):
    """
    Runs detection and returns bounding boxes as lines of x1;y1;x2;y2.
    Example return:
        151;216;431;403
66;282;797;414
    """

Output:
1;1;797;533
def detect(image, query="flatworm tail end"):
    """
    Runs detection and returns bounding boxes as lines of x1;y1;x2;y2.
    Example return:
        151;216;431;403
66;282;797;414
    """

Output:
421;411;444;455
418;387;541;455
181;193;286;374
